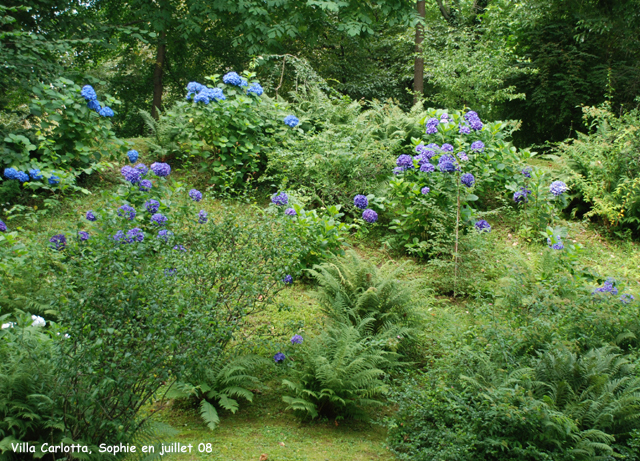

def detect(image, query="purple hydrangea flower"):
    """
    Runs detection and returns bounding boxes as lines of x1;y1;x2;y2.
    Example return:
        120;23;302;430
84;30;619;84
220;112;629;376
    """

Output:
547;236;564;250
396;155;414;169
291;334;303;344
284;115;299;128
127;228;144;243
425;117;439;134
139;179;152;192
513;188;532;203
135;163;149;177
354;194;368;209
151;213;168;226
86;210;97;221
438;154;457;172
157;230;173;242
459;123;471;135
144;199;160;214
362;209;378;223
464;111;483;131
549;181;568;196
283;274;293;284
113;230;126;244
274;352;286;363
198;210;208;224
420;163;435;173
127;150;139;163
49;234;67;251
393;167;404;175
441;143;454;152
164;268;177;277
80;85;97;101
189;189;203;202
99;106;114;117
440;113;449;122
271;192;288;206
475;220;491;232
78;231;90;241
522;167;532;178
0;220;6;232
457;151;469;161
118;204;136;220
173;244;187;252
470;141;485;152
426;143;439;150
285;207;297;216
421;187;430;195
620;293;635;304
121;165;141;184
150;162;171;177
461;173;475;187
593;278;618;295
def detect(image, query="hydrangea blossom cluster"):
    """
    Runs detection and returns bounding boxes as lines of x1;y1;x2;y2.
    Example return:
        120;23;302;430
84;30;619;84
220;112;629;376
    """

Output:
151;213;168;226
195;87;226;104
354;194;368;209
522;167;532;178
620;293;635;304
4;167;54;185
283;275;293;284
127;150;139;163
150;162;171;177
513;187;532;203
440;113;450;123
127;228;144;243
470;141;485;152
135;163;149;176
98;107;114;117
49;234;67;251
396;154;414;170
29;169;42;180
121;165;142;184
118;204;136;220
457;151;469;162
157;229;172;242
198;210;208;224
274;352;285;363
475;220;491;232
461;173;475;188
284;115;299;128
186;81;204;99
0;219;7;232
174;244;187;252
81;85;113;117
464;111;483;131
362;209;378;223
421;187;430;195
459;123;471;135
222;72;247;87
441;143;454;152
291;334;303;344
593;278;618;296
420;163;435;173
438;154;457;172
271;192;288;206
547;236;564;250
189;189;203;202
31;315;46;327
425;117;439;134
78;231;89;241
145;199;160;214
549;181;568;196
80;85;97;101
48;173;60;185
285;207;297;216
86;210;97;221
247;83;263;96
139;179;152;192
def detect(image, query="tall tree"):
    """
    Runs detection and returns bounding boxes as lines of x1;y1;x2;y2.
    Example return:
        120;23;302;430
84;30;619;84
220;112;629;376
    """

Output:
414;1;426;104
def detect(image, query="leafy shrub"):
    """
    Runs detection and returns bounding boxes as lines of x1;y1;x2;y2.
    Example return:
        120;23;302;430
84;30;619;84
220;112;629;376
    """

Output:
389;346;640;460
556;104;640;234
282;318;400;420
308;250;419;338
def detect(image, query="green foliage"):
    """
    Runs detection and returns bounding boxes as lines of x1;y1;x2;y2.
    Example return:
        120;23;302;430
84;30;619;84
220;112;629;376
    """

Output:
282;319;399;420
308;250;419;338
556;104;640;234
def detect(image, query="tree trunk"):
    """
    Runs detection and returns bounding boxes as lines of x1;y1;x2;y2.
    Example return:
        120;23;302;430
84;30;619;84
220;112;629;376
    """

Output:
152;32;167;120
413;1;426;105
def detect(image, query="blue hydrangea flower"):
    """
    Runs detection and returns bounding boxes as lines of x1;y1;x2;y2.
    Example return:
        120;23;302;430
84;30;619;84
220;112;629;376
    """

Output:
284;115;299;128
16;171;29;182
0;220;6;232
3;168;17;180
113;230;126;244
470;141;485;152
194;92;209;104
593;278;618;295
49;234;66;251
118;204;136;220
362;209;378;223
547;236;564;250
271;192;288;206
222;72;243;86
78;231;89;241
420;163;435;173
522;167;532;178
421;187;430;195
139;179;152;191
459;123;471;135
475;220;491;232
81;85;97;101
438;154;457;172
396;154;414;169
99;106;114;117
150;162;171;177
291;334;303;344
173;244;187;252
247;82;263;96
464;111;483;131
186;82;204;99
513;187;532;203
198;210;208;224
393;167;404;175
196;87;225;104
461;173;475;187
285;207;297;216
87;99;101;111
86;210;97;221
425;117;439;134
549;181;568;196
426;143;439;150
441;143;454;152
283;274;293;284
127;150;139;163
440;113;449;122
48;173;60;185
145;199;160;214
239;77;248;87
135;163;149;176
620;293;635;304
274;352;285;363
354;195;368;209
29;169;42;180
127;228;144;243
157;230;173;242
121;165;141;184
189;189;203;202
457;151;469;162
151;213;168;226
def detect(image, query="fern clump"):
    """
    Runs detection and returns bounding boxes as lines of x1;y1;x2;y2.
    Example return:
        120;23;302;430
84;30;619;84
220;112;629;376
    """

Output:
282;319;401;420
308;250;420;339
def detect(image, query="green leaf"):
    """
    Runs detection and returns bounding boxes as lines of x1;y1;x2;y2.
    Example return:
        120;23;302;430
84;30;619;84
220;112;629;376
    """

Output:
199;400;220;430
